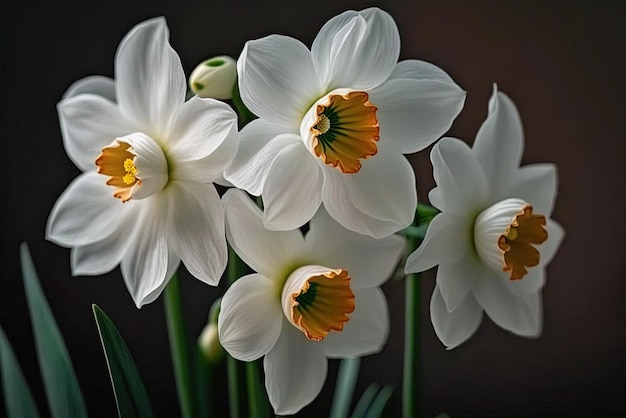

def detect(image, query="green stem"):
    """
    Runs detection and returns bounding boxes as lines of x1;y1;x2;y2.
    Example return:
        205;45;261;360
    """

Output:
403;236;421;418
164;274;195;418
245;360;270;418
196;350;211;418
227;355;242;418
227;245;245;418
330;357;361;418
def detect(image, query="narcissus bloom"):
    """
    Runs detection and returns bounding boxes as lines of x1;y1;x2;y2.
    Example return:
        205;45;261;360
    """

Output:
46;18;238;307
224;7;465;238
405;87;565;349
218;189;404;415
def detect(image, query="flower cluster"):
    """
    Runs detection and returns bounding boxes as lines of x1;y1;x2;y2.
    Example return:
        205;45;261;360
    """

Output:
47;7;564;415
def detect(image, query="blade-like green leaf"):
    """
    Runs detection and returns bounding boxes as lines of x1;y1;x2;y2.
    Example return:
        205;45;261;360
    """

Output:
0;326;41;418
351;383;379;418
364;385;394;418
20;243;88;418
92;304;153;418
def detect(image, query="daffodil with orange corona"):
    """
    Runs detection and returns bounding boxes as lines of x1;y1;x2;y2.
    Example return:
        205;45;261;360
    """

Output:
225;7;465;238
218;189;405;415
405;86;565;349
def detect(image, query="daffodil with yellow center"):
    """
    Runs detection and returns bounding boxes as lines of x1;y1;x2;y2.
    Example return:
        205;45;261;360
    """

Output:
225;7;465;238
46;17;239;308
218;189;404;415
405;86;565;349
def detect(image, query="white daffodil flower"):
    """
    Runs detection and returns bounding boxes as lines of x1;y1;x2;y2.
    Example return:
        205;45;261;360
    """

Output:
224;7;465;238
218;189;404;415
46;18;238;308
405;86;565;349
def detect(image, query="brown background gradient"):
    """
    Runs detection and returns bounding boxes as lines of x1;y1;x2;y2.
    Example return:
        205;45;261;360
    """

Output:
1;0;625;416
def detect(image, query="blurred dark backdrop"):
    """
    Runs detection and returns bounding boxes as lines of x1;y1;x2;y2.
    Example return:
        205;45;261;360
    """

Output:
1;0;625;416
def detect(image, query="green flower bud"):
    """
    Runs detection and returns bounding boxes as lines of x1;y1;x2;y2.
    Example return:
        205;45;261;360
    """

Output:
189;55;236;100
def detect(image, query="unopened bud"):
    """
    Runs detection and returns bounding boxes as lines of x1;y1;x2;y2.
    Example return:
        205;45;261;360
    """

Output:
198;323;224;366
198;298;224;366
189;55;237;100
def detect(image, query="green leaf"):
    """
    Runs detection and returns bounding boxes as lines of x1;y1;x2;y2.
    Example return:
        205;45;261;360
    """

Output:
350;383;379;418
92;304;153;418
20;243;88;418
364;385;394;418
330;357;361;418
0;326;41;418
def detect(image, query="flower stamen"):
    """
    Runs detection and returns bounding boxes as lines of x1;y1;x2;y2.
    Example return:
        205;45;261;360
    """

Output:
122;158;137;185
310;91;379;174
290;269;355;341
95;140;141;202
498;205;548;280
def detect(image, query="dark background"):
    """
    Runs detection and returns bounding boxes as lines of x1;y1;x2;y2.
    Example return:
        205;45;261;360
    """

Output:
1;0;625;416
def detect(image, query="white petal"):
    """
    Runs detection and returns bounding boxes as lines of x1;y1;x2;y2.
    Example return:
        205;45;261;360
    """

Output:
70;206;140;276
143;246;180;307
370;78;465;154
223;189;305;279
427;187;445;211
322;167;408;239
504;163;558;216
213;174;233;188
264;320;327;415
63;75;116;101
540;219;565;266
224;119;300;195
171;140;237;184
167;96;238;161
167;182;227;286
472;276;542;337
238;35;321;127
389;59;457;85
431;137;489;216
121;133;168;200
323;288;388;357
262;142;322;230
121;201;175;308
311;8;399;91
328;150;416;238
472;86;524;195
405;213;469;273
218;274;282;361
436;257;479;313
57;94;135;172
115;17;185;136
505;267;545;296
305;207;405;289
168;99;239;183
430;285;483;350
46;172;128;247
